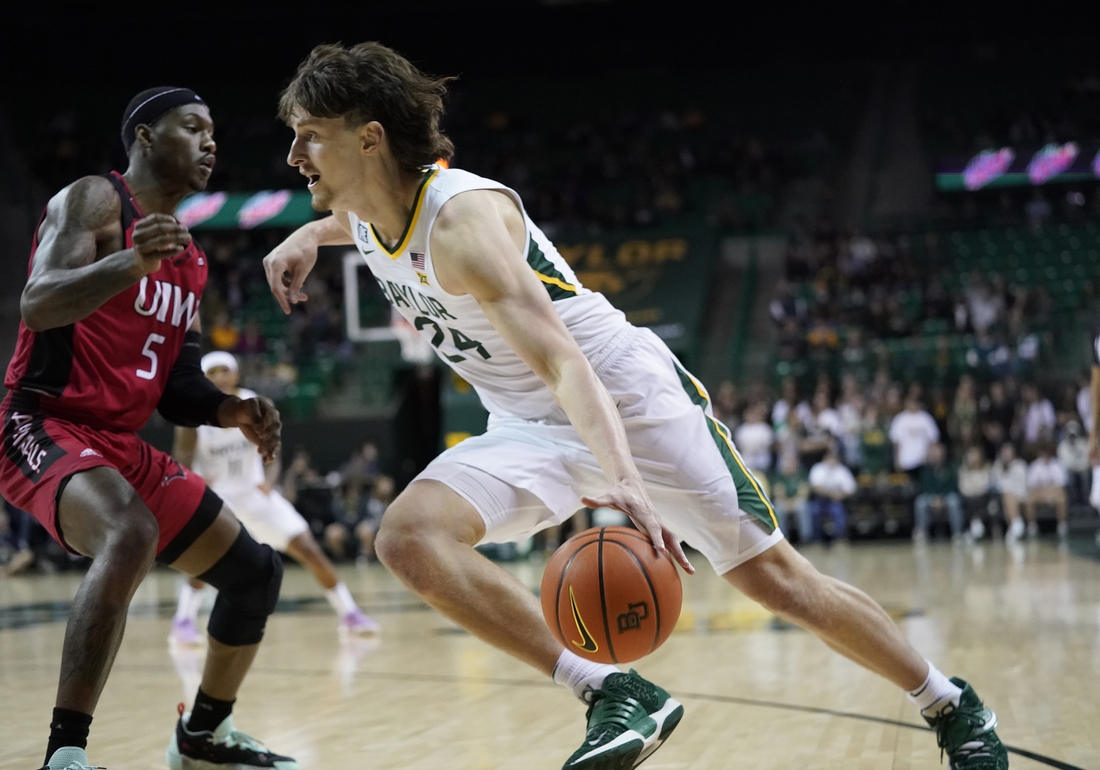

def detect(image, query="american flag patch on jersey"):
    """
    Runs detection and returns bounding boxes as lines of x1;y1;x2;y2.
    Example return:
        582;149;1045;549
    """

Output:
410;251;426;270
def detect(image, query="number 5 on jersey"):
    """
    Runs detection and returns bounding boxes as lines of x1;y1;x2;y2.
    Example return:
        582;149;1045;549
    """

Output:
137;333;166;380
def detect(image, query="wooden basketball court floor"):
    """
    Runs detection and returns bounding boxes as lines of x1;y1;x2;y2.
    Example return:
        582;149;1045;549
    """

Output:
2;539;1098;769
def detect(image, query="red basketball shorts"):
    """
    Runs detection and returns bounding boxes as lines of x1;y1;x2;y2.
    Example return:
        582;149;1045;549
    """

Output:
0;392;220;562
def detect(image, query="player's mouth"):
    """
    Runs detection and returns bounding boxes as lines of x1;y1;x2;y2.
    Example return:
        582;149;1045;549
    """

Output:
307;173;321;189
197;156;216;175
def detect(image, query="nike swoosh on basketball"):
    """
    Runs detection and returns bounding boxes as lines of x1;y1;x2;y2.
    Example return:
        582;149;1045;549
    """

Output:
569;585;599;653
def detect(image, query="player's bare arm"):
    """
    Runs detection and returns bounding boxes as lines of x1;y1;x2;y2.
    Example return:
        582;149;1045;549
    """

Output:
20;175;191;331
262;212;354;314
173;425;199;468
172;397;280;470
430;190;693;573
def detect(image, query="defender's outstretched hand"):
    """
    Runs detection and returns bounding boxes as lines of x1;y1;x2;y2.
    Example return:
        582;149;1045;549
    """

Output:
232;397;282;465
582;481;695;574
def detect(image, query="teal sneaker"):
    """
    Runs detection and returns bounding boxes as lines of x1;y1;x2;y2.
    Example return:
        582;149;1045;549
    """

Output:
924;678;1009;770
563;670;684;770
167;707;298;770
40;747;104;770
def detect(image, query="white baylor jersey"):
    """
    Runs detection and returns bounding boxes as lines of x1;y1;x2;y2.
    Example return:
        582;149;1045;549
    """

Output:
191;387;265;496
348;167;630;421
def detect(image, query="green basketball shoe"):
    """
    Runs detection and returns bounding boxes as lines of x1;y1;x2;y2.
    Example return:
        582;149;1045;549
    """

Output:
923;678;1008;770
563;670;684;770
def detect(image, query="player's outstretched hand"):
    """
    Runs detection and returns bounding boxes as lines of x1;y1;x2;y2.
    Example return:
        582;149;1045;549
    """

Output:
233;397;282;465
263;240;317;315
582;481;695;574
132;213;191;275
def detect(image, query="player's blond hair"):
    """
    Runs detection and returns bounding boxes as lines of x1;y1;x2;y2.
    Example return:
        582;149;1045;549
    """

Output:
279;42;455;172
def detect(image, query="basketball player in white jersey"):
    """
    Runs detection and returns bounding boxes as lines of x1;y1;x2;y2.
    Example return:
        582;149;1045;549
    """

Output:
169;352;380;641
262;43;1007;770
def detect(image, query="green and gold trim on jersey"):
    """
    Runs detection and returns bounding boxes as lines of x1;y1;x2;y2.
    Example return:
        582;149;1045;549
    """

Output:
370;168;440;259
671;360;779;532
526;236;579;300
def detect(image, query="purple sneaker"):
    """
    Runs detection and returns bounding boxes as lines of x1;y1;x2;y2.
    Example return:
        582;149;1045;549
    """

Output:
340;608;381;636
168;616;203;647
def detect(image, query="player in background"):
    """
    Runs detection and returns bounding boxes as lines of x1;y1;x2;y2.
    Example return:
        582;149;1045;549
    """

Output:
1088;321;1100;511
169;351;379;642
2;88;296;770
265;44;1007;770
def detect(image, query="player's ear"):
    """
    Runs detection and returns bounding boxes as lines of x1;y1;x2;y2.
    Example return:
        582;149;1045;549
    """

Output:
134;123;154;152
360;121;384;156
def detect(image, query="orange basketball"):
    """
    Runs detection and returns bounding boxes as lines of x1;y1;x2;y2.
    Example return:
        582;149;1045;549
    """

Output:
541;526;682;664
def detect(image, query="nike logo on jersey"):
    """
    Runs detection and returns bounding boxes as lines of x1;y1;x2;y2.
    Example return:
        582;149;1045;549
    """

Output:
569;585;600;654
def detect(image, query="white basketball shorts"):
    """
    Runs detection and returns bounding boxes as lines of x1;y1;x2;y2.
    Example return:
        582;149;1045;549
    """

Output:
417;327;784;575
218;487;309;553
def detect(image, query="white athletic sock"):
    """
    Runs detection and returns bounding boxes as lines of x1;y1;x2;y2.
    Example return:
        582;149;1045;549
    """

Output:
175;583;207;623
907;661;962;718
324;582;357;616
553;650;620;702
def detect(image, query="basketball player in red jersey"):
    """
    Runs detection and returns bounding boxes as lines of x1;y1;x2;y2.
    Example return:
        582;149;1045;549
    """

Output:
2;88;297;770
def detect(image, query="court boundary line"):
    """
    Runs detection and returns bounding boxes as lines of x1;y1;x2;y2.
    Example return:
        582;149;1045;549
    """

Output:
92;663;1084;770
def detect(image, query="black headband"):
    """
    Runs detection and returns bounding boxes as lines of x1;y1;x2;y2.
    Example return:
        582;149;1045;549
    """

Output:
121;87;206;151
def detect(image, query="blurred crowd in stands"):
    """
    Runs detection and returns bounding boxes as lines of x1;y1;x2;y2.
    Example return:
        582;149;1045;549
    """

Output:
194;230;350;403
448;108;793;237
773;225;1058;380
711;369;1093;545
923;69;1100;156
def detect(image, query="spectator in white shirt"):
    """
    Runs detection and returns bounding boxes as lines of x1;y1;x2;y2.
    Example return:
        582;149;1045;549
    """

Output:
1021;383;1056;447
808;390;843;437
889;396;940;478
772;376;811;430
1026;442;1068;539
1057;420;1090;505
807;445;856;542
957;446;992;540
1075;373;1091;432
836;375;865;466
734;402;774;475
992;442;1029;542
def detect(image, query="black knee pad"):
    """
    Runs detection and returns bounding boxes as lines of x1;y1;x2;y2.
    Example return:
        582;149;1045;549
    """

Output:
199;528;283;646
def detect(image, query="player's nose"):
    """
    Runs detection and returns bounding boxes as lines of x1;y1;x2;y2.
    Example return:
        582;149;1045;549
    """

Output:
287;140;304;167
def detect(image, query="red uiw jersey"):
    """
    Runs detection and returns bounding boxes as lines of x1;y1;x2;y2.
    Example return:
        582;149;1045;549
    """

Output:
5;172;208;433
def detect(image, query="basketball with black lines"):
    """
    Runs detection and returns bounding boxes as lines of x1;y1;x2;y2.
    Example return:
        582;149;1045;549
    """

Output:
540;526;682;664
